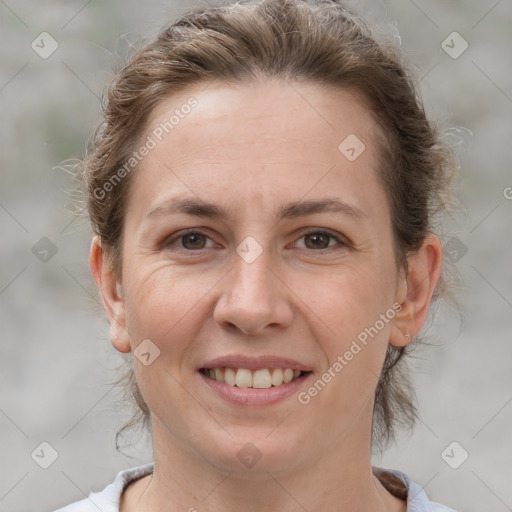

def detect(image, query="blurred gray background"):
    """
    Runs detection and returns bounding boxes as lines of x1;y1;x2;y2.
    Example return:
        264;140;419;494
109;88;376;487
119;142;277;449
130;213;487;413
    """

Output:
1;0;511;511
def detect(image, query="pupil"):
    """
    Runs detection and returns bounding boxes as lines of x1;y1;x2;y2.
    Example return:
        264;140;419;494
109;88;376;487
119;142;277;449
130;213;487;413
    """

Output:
183;233;205;249
307;233;328;249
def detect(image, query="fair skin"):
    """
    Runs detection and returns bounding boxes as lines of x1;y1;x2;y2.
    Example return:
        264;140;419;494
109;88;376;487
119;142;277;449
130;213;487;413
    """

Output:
90;80;442;512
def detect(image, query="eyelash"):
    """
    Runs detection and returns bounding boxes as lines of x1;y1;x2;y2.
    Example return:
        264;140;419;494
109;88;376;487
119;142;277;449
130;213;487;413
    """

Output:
162;228;348;253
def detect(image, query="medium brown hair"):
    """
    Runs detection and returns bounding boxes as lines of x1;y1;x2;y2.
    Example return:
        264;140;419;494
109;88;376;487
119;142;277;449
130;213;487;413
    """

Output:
80;0;458;451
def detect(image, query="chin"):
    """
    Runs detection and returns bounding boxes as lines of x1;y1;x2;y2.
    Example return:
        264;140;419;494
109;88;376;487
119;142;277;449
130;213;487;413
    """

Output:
194;429;308;478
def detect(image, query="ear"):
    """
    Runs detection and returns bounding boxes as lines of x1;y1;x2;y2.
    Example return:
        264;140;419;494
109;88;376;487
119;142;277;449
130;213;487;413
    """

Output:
390;233;443;347
89;236;131;353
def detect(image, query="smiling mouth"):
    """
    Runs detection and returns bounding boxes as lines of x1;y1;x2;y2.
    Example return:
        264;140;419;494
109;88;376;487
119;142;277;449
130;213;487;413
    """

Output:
200;367;311;388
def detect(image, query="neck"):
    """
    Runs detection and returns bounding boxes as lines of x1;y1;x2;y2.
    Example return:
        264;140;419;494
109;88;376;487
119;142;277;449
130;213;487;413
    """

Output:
127;406;405;512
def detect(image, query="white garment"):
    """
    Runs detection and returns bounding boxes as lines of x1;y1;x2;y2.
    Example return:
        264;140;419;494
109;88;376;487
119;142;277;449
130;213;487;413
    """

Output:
54;463;456;511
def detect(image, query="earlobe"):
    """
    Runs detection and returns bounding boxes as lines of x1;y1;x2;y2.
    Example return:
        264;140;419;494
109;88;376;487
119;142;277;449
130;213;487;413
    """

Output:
389;323;412;347
389;233;443;347
89;236;132;353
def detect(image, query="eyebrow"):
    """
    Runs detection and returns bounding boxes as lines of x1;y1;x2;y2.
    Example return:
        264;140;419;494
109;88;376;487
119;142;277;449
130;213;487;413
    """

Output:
145;197;367;222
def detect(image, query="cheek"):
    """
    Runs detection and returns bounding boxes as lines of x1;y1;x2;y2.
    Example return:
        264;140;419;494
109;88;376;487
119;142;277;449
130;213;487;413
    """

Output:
122;264;219;411
122;260;219;353
302;260;396;398
305;259;396;342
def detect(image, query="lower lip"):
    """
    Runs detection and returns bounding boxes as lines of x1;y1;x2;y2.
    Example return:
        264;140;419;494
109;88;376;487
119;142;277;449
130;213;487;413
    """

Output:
198;371;312;406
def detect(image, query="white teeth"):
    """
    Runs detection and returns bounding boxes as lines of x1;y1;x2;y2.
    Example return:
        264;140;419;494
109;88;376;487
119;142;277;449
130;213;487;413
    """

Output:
204;367;305;388
252;369;272;389
214;368;224;383
224;368;236;386
271;368;284;386
283;368;294;383
235;368;252;388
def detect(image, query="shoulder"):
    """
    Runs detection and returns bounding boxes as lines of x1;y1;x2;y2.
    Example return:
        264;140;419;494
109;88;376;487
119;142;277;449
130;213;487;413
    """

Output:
373;466;457;512
53;463;154;512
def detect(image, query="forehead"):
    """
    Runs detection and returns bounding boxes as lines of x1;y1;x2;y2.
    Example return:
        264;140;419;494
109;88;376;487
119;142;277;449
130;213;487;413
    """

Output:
145;79;382;153
128;79;389;221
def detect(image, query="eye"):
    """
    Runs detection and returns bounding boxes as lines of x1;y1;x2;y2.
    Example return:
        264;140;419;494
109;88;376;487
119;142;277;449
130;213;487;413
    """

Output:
162;228;347;253
294;230;347;251
163;230;216;251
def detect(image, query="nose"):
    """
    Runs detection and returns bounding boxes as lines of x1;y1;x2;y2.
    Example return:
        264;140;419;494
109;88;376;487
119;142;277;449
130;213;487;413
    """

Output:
213;251;293;335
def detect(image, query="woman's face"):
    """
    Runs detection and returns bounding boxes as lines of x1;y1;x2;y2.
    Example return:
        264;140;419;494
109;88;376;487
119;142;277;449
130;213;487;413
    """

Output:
110;80;410;474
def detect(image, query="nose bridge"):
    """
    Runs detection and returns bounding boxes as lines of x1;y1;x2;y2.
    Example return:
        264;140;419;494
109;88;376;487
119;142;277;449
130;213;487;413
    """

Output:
213;242;292;334
231;229;273;297
230;246;274;308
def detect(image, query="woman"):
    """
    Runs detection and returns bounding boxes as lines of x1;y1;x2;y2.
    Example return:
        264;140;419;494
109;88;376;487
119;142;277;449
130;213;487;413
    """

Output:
56;0;458;510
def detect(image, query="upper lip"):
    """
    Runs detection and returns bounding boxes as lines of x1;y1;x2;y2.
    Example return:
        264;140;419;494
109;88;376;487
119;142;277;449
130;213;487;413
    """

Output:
199;355;312;372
